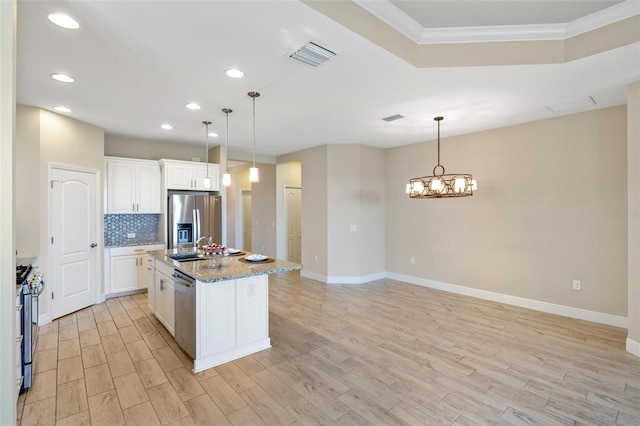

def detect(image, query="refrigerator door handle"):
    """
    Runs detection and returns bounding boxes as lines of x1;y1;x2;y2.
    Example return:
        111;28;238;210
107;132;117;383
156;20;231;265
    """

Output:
192;209;198;242
195;209;201;241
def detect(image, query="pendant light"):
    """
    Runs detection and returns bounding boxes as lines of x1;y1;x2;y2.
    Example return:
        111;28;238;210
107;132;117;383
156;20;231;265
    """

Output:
222;108;232;187
407;116;477;198
202;120;212;189
248;91;260;183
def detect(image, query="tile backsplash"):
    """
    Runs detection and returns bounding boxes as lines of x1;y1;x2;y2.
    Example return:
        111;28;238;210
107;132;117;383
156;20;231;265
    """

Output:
105;214;160;246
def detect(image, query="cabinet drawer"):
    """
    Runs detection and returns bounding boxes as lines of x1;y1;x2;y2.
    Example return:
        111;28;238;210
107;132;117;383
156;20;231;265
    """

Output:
109;244;164;257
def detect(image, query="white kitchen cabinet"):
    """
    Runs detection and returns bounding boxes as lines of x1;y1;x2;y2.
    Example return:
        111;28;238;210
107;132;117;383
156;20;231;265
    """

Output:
105;244;165;296
146;257;155;311
161;159;219;191
153;260;175;336
193;274;269;372
106;157;161;214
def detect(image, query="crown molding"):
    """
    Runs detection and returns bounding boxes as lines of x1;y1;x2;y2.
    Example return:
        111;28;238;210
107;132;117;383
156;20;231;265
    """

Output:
353;0;640;44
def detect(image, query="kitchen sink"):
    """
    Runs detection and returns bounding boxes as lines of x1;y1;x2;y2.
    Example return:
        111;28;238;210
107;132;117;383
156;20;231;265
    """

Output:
175;256;209;263
168;253;203;262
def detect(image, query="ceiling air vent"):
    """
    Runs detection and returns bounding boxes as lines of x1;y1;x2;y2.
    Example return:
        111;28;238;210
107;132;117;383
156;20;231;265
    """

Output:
382;114;405;122
289;42;337;67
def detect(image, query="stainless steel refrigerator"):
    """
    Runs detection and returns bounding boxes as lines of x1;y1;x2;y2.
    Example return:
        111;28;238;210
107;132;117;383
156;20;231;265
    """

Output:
167;192;222;249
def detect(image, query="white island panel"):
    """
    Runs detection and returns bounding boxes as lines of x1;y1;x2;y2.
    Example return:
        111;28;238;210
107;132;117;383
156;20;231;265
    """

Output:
237;275;269;347
197;280;236;358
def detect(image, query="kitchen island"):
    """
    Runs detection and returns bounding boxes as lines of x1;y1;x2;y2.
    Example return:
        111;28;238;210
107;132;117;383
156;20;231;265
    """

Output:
148;249;302;372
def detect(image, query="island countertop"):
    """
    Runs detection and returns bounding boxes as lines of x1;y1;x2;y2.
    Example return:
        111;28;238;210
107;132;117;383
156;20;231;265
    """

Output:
149;249;302;283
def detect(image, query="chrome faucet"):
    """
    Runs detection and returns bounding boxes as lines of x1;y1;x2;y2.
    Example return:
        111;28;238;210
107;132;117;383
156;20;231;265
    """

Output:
195;236;211;248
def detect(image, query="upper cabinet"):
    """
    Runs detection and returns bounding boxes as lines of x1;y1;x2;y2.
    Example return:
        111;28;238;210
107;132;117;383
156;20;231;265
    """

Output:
160;159;219;191
106;157;161;214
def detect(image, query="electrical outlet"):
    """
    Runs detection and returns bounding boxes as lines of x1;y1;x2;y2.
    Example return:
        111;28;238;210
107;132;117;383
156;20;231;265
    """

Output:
410;257;415;264
573;280;581;290
127;233;136;239
350;224;358;232
314;255;318;262
248;283;256;297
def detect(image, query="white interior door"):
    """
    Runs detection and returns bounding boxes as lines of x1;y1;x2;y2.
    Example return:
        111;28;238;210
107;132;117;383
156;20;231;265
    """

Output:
285;187;302;263
50;166;99;320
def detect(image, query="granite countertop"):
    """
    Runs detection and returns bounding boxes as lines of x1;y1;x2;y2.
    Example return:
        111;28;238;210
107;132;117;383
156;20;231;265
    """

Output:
149;248;302;283
105;241;165;248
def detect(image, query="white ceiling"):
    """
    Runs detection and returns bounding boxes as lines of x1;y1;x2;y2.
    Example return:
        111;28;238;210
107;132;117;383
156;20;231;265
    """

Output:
390;0;623;28
16;1;640;157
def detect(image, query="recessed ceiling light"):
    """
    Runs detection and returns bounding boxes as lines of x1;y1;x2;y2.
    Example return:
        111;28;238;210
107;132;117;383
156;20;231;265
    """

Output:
208;132;218;137
50;73;74;83
53;106;72;113
185;103;201;110
161;124;173;130
47;13;79;29
225;69;244;78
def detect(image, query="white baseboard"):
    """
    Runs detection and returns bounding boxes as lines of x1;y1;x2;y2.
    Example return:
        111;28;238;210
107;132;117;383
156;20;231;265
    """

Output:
300;269;327;283
327;272;386;285
386;272;628;329
627;338;640;358
301;269;386;285
38;313;51;326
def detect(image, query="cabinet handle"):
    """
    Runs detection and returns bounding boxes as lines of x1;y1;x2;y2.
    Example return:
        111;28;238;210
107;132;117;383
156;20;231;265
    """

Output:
16;335;23;344
136;258;139;266
16;304;22;311
160;279;164;291
136;203;139;211
133;203;135;212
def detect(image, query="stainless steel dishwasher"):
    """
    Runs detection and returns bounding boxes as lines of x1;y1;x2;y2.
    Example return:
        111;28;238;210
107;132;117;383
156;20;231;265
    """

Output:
173;269;196;358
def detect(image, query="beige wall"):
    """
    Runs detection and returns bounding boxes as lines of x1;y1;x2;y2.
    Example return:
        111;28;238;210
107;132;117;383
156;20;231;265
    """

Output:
358;145;386;278
386;106;628;316
628;81;640;346
278;145;385;281
105;134;203;161
251;164;277;257
14;107;105;318
15;105;40;257
279;145;329;277
224;162;276;256
327;145;386;279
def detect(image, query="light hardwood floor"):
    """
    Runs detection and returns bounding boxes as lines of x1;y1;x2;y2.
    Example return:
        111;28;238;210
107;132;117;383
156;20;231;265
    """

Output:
17;271;640;425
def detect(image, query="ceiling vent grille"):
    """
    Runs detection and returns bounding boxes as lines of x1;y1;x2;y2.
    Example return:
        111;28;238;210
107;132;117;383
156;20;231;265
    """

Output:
382;114;405;122
289;42;337;67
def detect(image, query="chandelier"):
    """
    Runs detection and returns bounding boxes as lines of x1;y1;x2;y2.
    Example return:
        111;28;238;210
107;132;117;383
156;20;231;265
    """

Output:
407;116;477;198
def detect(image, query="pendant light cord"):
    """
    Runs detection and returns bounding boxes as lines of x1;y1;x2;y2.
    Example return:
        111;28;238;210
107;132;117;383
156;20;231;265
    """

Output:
252;96;256;168
226;113;229;171
202;120;212;178
436;117;441;167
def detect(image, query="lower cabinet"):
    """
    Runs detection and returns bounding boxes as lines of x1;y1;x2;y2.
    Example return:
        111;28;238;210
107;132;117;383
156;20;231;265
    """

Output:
105;244;165;296
146;257;155;312
194;274;269;371
153;259;175;336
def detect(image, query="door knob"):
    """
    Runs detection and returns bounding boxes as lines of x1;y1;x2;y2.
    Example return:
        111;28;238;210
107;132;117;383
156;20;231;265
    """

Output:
90;243;97;248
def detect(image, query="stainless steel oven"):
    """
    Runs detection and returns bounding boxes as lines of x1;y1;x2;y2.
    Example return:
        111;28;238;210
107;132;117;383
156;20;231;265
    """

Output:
17;264;44;392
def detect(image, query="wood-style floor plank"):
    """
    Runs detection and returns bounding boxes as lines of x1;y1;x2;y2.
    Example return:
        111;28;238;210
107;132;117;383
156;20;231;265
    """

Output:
17;271;640;425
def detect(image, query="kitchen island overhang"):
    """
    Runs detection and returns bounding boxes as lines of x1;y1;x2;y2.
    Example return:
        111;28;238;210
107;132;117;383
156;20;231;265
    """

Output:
148;249;302;372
